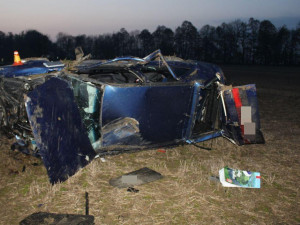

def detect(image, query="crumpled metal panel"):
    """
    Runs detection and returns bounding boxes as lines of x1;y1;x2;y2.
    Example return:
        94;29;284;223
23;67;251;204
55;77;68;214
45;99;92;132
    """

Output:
20;212;94;225
102;84;195;145
0;60;64;78
102;117;143;146
25;77;96;184
222;84;264;145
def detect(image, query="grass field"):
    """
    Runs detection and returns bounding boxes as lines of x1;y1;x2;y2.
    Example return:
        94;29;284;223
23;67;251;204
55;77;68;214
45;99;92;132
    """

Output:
0;65;300;224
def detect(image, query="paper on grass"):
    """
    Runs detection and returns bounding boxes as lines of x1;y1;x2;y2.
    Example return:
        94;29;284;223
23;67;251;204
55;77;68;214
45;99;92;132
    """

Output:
219;167;261;188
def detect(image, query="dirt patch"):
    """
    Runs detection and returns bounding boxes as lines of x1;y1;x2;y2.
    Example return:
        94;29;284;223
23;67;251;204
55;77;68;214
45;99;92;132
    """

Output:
0;65;300;224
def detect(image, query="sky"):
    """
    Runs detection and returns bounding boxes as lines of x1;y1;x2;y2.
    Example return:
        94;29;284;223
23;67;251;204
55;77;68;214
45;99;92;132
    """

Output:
0;0;300;40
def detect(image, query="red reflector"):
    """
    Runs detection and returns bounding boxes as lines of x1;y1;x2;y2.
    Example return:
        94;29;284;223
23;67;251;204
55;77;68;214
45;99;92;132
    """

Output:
256;176;261;179
232;88;242;109
157;149;166;153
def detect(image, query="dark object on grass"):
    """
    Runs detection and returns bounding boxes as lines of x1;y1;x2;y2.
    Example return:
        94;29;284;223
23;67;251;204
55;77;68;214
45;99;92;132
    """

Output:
85;192;89;216
8;169;19;175
22;165;26;172
21;192;93;224
109;167;163;188
127;187;139;193
191;142;212;151
209;176;220;183
19;212;94;225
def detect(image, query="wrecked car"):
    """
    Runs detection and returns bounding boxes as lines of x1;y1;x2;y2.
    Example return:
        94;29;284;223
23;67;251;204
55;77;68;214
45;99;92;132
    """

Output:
0;50;264;183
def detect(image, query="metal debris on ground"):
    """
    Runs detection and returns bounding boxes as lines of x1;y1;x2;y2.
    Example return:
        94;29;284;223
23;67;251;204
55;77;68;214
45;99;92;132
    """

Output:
20;192;93;224
209;176;220;183
127;187;139;193
100;157;106;162
19;212;94;225
109;167;163;188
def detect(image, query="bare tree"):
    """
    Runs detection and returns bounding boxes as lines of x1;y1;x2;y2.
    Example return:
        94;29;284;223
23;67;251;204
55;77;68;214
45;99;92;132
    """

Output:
152;26;174;55
257;20;277;64
175;21;198;59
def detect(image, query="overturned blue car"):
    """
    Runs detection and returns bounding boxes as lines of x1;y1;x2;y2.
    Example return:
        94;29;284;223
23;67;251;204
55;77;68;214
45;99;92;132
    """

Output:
0;50;264;183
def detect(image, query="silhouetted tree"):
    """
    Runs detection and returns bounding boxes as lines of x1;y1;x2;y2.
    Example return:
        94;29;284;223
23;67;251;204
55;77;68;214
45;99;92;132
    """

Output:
198;25;218;62
56;32;76;59
75;35;88;53
289;23;300;64
94;34;114;59
112;28;130;56
0;18;299;65
231;20;248;63
258;20;277;64
247;18;260;64
128;30;140;56
152;26;174;55
0;31;6;65
275;26;291;64
216;22;238;63
138;29;154;56
175;21;198;59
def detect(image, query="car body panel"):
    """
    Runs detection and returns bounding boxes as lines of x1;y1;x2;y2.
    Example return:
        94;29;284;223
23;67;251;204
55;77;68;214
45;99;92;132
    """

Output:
0;60;64;78
25;77;96;184
222;84;264;145
102;84;195;145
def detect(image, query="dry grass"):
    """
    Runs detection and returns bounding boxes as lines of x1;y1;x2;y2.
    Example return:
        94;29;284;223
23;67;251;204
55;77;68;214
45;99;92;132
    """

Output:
0;65;300;224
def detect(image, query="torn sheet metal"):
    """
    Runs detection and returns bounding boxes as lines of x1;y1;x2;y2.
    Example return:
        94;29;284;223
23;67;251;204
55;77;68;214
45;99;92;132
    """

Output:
101;84;195;145
0;60;64;78
25;77;96;184
20;212;94;225
222;84;264;145
102;117;142;146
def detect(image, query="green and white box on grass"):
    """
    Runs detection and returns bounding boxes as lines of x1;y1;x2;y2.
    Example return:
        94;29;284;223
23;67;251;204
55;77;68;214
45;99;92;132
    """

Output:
219;167;261;188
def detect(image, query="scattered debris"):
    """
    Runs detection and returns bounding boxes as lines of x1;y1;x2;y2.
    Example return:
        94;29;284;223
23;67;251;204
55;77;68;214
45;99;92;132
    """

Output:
37;204;44;208
191;142;212;151
109;167;163;188
19;212;94;225
127;187;139;193
85;192;89;216
20;192;94;224
100;157;106;162
122;174;138;184
219;166;261;188
157;149;166;153
209;176;220;183
8;169;19;175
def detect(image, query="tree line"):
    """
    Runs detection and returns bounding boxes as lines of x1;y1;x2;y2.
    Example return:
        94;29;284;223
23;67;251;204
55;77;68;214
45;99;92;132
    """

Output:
0;18;300;66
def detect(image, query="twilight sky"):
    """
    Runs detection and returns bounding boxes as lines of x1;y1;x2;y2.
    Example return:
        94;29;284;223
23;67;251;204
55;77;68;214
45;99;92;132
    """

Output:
1;0;299;40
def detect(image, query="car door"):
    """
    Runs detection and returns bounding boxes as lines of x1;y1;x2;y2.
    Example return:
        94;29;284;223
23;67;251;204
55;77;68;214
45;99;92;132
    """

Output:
100;82;201;148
